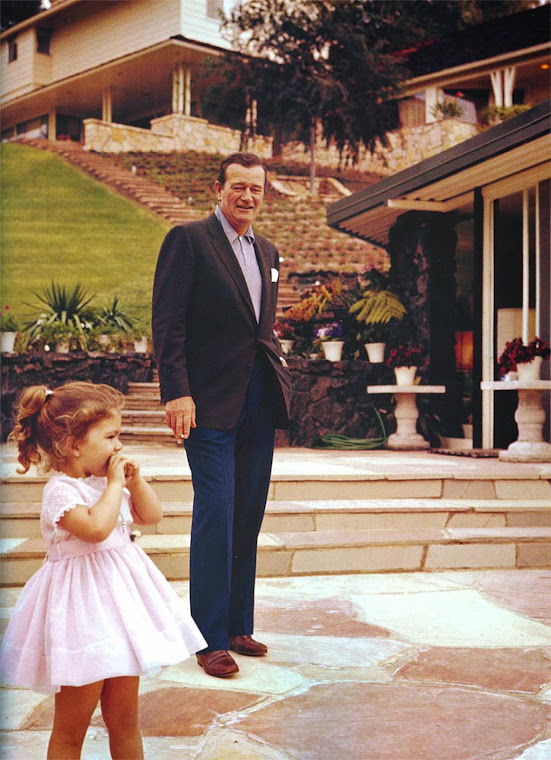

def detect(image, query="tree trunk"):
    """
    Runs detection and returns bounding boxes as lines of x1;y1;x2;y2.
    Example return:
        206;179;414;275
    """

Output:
309;118;317;195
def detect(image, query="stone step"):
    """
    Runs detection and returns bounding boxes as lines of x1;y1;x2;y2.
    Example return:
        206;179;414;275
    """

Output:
3;469;550;504
120;426;175;445
122;410;165;426
2;525;549;585
2;499;550;539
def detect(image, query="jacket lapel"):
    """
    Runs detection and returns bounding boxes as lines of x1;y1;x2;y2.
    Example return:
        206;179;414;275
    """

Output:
207;214;257;322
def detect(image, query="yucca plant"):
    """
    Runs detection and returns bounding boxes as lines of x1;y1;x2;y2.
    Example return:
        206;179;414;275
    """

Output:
98;296;134;334
24;282;96;339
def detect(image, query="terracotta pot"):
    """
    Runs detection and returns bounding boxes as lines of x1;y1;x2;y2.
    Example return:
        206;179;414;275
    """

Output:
516;356;542;381
322;341;344;362
364;342;385;363
0;331;16;353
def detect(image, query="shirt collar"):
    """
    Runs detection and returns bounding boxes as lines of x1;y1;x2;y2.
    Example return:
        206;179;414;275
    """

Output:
215;205;255;245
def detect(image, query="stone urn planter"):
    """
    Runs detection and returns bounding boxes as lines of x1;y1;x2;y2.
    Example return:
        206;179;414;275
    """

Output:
0;332;17;353
322;341;344;362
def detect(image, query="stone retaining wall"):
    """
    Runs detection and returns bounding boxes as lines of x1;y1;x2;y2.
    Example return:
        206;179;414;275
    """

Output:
286;357;393;446
1;354;395;446
84;116;273;158
281;119;479;176
1;353;155;439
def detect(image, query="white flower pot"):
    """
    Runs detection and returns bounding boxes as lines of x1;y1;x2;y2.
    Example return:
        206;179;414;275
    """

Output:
0;331;16;353
280;339;294;355
55;341;70;354
516;356;542;381
133;337;148;353
364;342;385;363
394;366;417;385
322;340;344;362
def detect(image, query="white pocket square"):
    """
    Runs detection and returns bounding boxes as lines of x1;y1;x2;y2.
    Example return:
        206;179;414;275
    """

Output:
271;268;279;283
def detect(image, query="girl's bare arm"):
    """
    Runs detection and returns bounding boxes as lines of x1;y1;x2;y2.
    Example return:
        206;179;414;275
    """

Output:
124;461;163;526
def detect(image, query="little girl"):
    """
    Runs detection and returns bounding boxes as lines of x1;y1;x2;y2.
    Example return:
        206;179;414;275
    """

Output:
1;381;206;759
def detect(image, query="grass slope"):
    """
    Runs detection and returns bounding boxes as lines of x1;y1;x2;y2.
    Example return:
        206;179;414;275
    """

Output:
1;143;170;326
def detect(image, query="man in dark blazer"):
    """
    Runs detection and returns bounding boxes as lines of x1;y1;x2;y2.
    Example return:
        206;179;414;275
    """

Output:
152;153;291;677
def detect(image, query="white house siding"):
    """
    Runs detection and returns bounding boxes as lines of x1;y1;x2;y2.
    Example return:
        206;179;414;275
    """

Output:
1;29;37;103
179;0;234;50
49;0;181;83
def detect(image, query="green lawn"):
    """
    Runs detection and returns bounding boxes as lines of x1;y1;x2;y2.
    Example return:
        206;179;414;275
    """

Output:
1;143;170;327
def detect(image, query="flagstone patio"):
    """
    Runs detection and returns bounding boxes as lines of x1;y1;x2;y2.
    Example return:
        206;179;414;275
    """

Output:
1;569;550;759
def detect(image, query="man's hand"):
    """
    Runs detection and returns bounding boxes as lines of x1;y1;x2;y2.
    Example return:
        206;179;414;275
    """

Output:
165;396;196;444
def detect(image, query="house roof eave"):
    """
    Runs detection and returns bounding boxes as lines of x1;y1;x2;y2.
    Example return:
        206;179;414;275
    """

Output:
327;100;551;246
1;0;83;39
402;42;551;96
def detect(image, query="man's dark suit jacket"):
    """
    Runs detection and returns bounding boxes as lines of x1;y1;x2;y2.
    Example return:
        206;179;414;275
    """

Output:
152;213;292;430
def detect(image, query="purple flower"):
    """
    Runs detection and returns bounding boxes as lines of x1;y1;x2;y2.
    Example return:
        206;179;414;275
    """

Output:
315;322;343;341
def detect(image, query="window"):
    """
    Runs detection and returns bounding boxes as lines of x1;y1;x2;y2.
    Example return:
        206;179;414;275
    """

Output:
206;0;223;20
8;37;17;63
36;28;52;55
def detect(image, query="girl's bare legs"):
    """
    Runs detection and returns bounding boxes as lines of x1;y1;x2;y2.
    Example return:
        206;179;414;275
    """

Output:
100;676;143;760
48;681;104;759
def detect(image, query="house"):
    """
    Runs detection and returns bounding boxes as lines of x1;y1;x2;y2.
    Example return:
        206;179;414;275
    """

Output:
327;100;551;455
2;2;549;165
0;0;271;155
282;4;551;176
396;3;550;128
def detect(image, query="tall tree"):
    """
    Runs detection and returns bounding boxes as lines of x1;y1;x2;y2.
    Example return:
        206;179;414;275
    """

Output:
220;0;405;190
218;0;542;188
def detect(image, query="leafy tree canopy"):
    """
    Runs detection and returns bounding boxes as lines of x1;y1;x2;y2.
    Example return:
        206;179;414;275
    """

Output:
217;0;541;173
1;0;43;32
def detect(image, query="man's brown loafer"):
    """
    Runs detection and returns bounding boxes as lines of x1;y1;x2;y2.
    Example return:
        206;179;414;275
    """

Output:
229;635;268;656
197;650;239;677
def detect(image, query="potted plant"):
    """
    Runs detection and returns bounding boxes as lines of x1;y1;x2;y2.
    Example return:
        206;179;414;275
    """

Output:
498;337;550;381
38;320;76;353
348;270;406;363
314;321;344;362
1;305;19;353
386;342;424;385
131;323;150;353
273;321;296;354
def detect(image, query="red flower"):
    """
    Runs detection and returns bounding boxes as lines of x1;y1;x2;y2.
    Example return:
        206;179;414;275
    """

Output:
386;343;423;368
498;337;550;374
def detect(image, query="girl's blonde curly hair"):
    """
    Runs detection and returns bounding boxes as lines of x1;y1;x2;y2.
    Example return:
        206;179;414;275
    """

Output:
10;381;124;474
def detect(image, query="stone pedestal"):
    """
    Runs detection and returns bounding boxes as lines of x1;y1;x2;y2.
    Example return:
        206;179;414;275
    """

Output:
481;381;551;462
367;385;445;450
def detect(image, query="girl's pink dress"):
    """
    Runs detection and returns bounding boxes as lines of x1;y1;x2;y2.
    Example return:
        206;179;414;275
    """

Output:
1;474;206;693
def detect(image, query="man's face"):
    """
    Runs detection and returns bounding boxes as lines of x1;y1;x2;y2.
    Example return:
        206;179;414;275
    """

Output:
214;163;266;236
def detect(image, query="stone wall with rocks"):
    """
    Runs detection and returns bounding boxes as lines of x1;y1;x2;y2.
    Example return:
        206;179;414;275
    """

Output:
1;353;155;440
84;116;273;158
280;119;479;177
285;357;394;447
1;353;397;447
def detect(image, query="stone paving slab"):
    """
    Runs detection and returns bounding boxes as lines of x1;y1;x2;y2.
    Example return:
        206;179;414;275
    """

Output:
1;569;550;759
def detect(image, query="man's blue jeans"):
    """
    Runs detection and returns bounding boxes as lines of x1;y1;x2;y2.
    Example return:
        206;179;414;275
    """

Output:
184;355;276;652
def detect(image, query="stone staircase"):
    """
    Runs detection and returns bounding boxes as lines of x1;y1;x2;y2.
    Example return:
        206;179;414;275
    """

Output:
121;381;172;445
17;138;303;316
19;138;203;227
1;459;550;586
